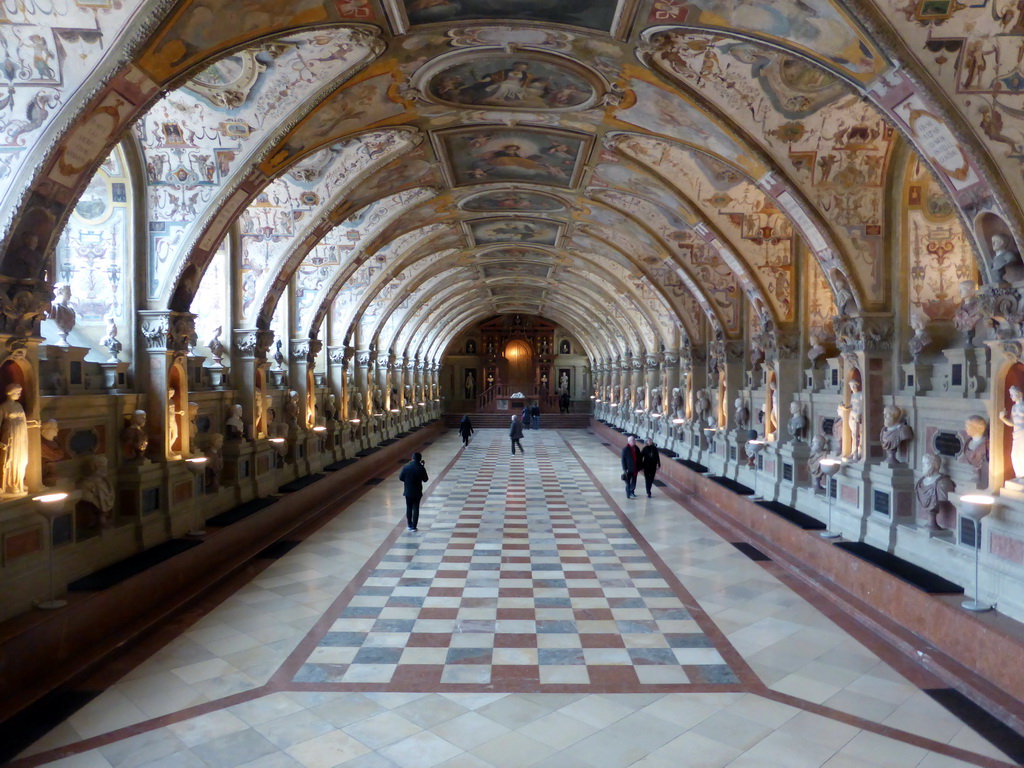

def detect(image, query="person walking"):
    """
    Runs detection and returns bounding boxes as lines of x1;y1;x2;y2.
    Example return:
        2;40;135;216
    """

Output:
621;435;641;499
510;414;525;455
458;414;474;446
641;438;661;498
399;452;428;532
530;402;540;430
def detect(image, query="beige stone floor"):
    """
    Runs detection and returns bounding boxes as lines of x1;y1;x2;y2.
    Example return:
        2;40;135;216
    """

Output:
12;430;1018;768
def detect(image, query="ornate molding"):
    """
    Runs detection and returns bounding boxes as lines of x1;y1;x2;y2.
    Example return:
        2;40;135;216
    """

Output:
234;328;274;360
291;337;323;365
140;310;194;354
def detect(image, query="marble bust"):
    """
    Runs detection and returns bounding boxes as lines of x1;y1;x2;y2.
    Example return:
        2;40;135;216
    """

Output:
733;397;749;430
787;400;807;441
961;414;989;485
879;405;914;464
808;436;828;491
991;233;1020;282
122;409;149;460
915;453;955;531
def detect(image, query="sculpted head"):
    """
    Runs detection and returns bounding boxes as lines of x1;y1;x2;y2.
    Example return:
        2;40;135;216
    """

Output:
1011;385;1023;403
921;453;941;475
965;415;988;439
41;419;58;441
131;409;146;427
883;405;903;427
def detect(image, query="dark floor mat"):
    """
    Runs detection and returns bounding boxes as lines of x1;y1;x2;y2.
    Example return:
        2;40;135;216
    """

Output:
256;540;301;559
653;479;667;487
731;542;770;561
356;447;381;457
396;432;411;438
756;500;827;531
835;542;964;594
925;689;1024;763
278;474;325;494
379;438;399;446
365;478;384;486
206;496;276;527
708;476;754;495
324;458;359;471
68;539;203;591
0;689;101;764
675;458;708;473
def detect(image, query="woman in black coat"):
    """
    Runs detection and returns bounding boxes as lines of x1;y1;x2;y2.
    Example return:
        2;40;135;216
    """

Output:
458;415;474;446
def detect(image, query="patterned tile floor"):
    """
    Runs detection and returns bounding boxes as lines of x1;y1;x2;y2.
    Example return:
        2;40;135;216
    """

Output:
285;433;741;691
10;429;1023;767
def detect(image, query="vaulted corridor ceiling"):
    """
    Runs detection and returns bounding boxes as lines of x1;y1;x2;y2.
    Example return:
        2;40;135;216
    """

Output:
0;0;1013;358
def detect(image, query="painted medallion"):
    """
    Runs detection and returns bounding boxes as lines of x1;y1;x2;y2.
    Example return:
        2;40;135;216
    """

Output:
428;56;596;110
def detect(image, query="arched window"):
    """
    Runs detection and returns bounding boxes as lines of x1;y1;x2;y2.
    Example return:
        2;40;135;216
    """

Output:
192;236;229;359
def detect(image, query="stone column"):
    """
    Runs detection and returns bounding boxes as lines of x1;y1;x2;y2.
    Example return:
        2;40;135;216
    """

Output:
139;311;196;459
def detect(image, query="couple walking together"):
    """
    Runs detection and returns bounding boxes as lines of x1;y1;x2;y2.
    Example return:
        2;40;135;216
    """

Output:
621;435;661;498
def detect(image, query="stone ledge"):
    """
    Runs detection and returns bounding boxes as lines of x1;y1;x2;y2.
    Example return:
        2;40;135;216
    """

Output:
592;419;1024;732
0;421;444;722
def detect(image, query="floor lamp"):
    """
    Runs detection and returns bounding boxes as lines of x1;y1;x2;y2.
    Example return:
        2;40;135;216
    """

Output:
33;492;70;610
747;440;766;500
960;494;995;612
819;459;843;539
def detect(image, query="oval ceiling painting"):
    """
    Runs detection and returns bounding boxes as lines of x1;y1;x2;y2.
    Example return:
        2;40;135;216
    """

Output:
461;189;567;213
428;55;599;111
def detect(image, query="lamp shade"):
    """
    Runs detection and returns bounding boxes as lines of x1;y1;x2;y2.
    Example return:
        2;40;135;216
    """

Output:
819;458;842;477
960;494;995;522
746;439;766;456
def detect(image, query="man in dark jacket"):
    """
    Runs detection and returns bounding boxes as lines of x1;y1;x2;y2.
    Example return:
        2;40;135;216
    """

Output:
621;435;642;499
641;438;661;498
399;452;428;531
458;415;474;446
530;402;540;429
510;414;525;455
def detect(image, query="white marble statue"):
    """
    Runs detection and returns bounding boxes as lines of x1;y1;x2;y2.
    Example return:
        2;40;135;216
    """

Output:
0;383;29;495
733;397;749;430
807;332;825;368
49;282;76;347
208;326;226;365
808;435;828;491
999;385;1024;480
908;309;931;362
101;316;122;362
225;403;245;440
848;379;863;461
671;387;683;419
991;233;1020;282
167;388;180;452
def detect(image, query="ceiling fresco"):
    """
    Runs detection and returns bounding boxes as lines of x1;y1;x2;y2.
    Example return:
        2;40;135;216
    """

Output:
4;0;1022;365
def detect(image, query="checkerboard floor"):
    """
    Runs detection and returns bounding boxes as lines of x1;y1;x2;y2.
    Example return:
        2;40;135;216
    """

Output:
286;431;743;691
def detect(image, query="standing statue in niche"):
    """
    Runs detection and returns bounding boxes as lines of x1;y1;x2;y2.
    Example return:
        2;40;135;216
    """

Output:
79;455;115;529
101;316;122;362
1;384;31;496
991;233;1021;282
464;370;475;399
40;418;62;486
733;397;749;430
916;453;956;531
1000;385;1024;480
167;389;180;453
559;371;569;394
808;435;828;491
225;403;245;440
953;281;982;346
787;400;807;441
847;379;864;461
879;405;914;464
122;409;149;460
49;283;76;347
961;415;989;486
833;403;847;457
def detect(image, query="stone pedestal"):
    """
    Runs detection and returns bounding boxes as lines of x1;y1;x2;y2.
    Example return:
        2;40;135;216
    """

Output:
101;360;130;393
804;366;826;393
939;347;988;398
777;441;811;506
863;462;917;550
206;363;229;389
116;461;169;548
900;362;933;395
39;344;90;395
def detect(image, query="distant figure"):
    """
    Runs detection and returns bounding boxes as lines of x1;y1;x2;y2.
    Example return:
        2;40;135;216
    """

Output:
459;414;474;446
399;452;429;532
510;414;525;455
559;391;570;413
641;438;661;498
621;435;642;499
530;402;540;429
522;404;531;429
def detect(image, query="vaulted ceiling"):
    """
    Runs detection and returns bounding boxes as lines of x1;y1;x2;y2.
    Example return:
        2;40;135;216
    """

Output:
0;0;1011;360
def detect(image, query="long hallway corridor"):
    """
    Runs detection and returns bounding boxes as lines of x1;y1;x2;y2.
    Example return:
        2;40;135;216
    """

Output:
11;430;1020;768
